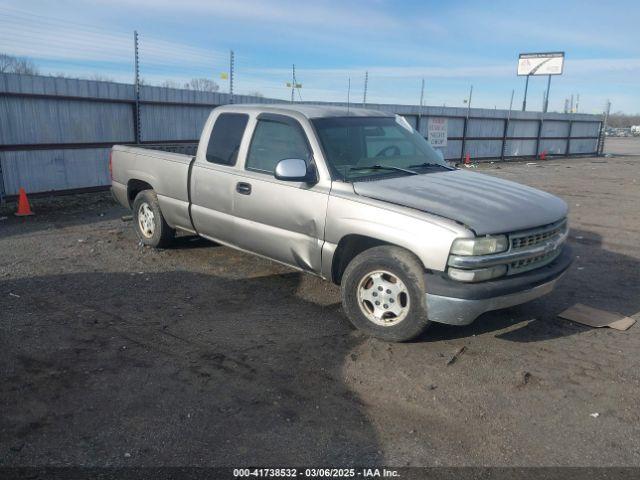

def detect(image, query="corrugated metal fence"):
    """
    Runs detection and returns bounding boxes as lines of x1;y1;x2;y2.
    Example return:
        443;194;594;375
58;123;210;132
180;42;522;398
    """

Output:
0;73;603;198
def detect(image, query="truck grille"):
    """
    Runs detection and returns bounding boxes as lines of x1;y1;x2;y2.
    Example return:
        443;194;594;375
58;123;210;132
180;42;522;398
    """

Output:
507;220;568;275
511;220;567;250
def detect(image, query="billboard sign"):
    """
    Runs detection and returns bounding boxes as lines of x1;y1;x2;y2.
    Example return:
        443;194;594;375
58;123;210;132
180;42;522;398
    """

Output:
428;117;448;147
517;52;565;76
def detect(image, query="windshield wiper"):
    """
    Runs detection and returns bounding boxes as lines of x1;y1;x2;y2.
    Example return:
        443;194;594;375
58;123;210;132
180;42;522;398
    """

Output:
407;162;454;170
348;164;418;176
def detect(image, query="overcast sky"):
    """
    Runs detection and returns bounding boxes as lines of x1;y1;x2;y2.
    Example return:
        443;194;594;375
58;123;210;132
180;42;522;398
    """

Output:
1;0;638;113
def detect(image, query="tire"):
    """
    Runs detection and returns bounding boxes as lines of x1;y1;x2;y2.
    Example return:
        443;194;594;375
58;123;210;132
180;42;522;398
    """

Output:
132;189;175;248
341;245;430;342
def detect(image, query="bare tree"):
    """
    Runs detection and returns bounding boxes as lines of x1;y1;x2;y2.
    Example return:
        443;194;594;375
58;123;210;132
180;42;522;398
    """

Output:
88;73;115;82
0;53;39;75
160;80;182;89
608;112;640;128
184;78;219;92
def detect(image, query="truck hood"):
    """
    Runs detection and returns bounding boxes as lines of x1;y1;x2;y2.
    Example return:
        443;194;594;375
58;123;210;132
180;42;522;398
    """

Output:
352;169;568;235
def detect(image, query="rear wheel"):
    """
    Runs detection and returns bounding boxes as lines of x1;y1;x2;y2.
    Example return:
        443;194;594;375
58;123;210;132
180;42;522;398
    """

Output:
341;245;430;342
132;190;175;248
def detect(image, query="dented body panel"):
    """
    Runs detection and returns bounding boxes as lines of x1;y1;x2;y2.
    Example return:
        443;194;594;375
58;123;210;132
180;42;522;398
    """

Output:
353;169;568;235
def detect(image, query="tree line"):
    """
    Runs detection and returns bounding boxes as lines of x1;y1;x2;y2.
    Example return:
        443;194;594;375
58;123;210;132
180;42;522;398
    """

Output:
0;53;263;96
607;112;640;128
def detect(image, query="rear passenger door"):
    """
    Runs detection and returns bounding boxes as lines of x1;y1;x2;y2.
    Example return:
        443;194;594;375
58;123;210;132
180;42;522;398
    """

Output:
190;112;248;244
232;114;329;273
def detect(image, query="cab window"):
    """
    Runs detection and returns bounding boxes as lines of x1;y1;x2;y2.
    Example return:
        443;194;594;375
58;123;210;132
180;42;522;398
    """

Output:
206;113;249;165
246;118;310;174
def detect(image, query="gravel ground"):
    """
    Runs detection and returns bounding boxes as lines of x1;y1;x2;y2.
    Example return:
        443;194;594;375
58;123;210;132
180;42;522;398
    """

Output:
1;155;639;467
604;137;640;156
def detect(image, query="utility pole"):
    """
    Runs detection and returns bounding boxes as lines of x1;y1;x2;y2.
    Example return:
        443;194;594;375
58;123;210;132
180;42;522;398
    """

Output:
363;71;368;107
599;99;611;155
501;89;514;161
575;94;580;113
133;30;141;144
418;78;425;133
229;50;235;104
543;74;552;113
460;85;473;162
603;99;611;126
347;77;351;112
522;74;530;111
570;94;574;113
291;64;295;103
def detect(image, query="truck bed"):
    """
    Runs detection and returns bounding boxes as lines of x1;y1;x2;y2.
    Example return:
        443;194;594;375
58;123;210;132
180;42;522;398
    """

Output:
110;144;197;233
122;143;199;156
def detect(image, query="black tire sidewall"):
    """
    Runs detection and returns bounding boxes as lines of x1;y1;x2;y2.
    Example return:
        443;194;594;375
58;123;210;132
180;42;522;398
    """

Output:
132;190;171;248
341;246;430;342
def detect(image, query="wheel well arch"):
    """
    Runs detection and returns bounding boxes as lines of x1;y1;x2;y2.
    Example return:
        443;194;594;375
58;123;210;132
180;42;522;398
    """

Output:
331;234;424;285
127;179;153;207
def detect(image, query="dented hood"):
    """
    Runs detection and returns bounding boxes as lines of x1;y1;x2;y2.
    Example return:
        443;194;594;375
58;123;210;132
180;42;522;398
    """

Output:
353;169;568;235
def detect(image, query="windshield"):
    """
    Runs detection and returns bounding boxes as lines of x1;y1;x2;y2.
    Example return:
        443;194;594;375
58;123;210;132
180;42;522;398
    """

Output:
312;115;448;181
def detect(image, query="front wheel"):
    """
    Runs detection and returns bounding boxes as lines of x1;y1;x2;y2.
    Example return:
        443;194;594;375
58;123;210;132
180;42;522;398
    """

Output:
341;246;430;342
132;189;175;248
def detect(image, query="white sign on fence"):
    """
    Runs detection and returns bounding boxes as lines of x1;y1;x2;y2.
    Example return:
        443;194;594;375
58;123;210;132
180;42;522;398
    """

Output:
428;117;448;147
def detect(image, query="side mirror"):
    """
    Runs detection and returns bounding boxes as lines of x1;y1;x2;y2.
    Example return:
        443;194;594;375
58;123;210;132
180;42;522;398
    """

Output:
274;158;317;183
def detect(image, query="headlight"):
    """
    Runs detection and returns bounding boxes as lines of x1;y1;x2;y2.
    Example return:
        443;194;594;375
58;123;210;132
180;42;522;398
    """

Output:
448;265;507;282
450;235;508;256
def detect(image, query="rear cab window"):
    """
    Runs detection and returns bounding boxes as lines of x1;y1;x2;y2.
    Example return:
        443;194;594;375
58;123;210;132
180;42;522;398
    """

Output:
206;113;249;165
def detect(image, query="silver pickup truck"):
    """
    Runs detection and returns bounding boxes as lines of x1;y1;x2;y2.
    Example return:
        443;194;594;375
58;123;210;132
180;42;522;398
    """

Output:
111;104;572;341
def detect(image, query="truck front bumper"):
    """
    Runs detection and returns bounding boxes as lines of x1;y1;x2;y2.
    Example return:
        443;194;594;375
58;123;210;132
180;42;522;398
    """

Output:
425;245;573;326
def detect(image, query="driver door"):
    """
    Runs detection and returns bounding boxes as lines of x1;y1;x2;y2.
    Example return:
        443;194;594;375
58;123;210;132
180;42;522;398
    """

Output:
232;114;329;273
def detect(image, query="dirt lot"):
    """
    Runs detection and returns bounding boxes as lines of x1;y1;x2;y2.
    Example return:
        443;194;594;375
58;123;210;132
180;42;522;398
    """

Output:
604;137;640;156
1;155;639;467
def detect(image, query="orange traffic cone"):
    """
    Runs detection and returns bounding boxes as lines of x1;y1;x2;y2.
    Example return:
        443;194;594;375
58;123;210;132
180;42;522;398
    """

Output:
15;188;34;216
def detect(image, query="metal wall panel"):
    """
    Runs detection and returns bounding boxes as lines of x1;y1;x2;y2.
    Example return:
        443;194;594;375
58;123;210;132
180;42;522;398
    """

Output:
0;97;133;145
467;119;503;138
571;122;601;137
504;139;538;157
464;140;503;158
443;140;462;160
539;139;569;154
140;104;211;141
570;138;598;154
541;120;570;137
1;148;110;195
0;73;604;196
508;120;539;137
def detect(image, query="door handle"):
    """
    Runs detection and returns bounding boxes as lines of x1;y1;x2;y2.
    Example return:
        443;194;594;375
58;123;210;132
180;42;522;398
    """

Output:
236;182;252;195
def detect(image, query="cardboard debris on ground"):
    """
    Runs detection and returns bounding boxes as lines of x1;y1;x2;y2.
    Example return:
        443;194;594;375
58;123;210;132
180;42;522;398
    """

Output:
446;346;466;365
558;303;636;331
